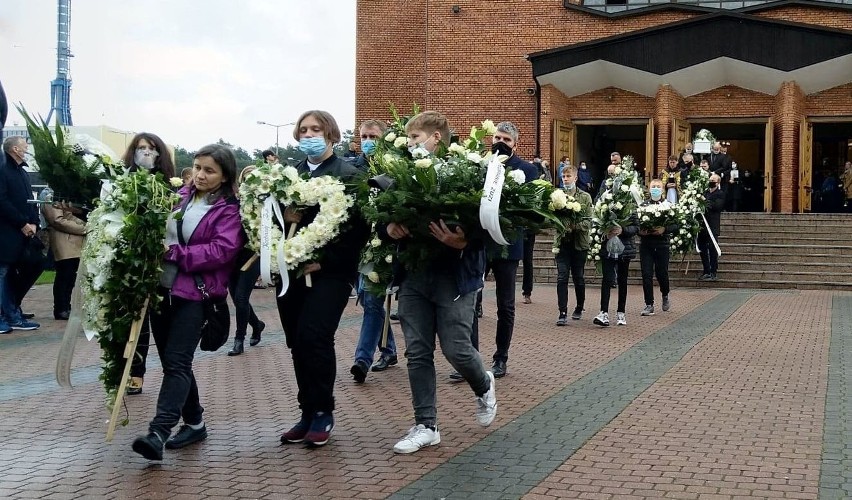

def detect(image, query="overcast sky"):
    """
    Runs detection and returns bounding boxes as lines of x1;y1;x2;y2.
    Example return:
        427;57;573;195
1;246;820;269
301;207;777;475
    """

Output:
1;0;356;152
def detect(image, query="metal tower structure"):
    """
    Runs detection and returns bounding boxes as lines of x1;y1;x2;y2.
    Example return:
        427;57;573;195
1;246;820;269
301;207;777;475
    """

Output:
47;0;73;125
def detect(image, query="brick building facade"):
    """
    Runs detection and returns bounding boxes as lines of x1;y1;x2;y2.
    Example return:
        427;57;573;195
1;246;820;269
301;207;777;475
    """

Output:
356;0;852;212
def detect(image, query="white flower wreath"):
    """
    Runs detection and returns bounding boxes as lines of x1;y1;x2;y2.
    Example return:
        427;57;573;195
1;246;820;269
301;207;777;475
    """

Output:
239;163;354;290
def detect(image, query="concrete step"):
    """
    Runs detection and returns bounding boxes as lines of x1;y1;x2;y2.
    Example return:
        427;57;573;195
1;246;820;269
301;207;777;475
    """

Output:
718;235;847;245
535;274;852;291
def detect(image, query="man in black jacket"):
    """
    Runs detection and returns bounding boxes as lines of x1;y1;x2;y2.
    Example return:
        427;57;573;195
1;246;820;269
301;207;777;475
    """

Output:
1;135;43;332
698;174;725;281
709;142;732;189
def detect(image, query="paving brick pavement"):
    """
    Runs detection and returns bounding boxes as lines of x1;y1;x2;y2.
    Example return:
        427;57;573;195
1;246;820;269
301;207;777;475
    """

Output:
0;282;847;499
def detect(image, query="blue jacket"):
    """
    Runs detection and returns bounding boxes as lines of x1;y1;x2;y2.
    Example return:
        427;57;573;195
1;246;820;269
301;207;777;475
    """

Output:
0;155;38;264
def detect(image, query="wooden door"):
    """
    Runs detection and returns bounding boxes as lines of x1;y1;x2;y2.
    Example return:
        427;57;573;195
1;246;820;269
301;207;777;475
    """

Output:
645;118;654;185
798;120;813;213
551;119;574;184
764;118;774;212
672;118;691;157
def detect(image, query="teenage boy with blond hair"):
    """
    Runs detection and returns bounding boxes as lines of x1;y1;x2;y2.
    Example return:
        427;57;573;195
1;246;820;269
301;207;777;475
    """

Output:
382;111;497;454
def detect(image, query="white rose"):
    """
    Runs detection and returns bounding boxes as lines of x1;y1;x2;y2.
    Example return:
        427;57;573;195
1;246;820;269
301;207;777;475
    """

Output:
614;167;623;175
394;137;408;148
367;271;381;283
509;170;526;184
415;158;433;169
481;120;497;135
466;152;482;164
620;184;629;192
371;238;381;247
552;247;560;254
384;255;393;263
449;143;466;155
614;202;623;210
384;132;396;142
549;189;568;209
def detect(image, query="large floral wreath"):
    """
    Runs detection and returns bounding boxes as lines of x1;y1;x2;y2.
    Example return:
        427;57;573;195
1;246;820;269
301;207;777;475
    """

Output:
239;163;355;281
670;166;710;256
80;171;180;406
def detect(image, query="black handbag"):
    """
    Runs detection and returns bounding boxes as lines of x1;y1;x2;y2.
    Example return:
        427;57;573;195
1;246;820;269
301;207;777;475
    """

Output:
195;275;230;352
18;235;46;266
176;213;230;352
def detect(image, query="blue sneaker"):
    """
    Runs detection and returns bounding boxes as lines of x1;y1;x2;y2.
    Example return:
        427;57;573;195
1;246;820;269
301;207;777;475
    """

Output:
304;412;334;446
0;320;11;334
10;320;39;331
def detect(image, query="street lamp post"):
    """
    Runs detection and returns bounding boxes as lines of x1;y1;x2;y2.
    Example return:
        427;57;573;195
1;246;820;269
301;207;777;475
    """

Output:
257;120;295;156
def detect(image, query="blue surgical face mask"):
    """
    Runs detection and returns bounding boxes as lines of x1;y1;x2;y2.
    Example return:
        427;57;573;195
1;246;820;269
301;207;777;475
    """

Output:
564;182;575;191
361;139;376;155
649;187;663;200
299;137;327;157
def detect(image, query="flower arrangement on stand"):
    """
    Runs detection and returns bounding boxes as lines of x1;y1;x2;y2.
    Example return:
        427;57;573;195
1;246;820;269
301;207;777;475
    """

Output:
79;171;179;409
693;128;716;155
239;163;355;280
18;106;112;208
360;106;564;277
670;167;710;256
589;156;644;270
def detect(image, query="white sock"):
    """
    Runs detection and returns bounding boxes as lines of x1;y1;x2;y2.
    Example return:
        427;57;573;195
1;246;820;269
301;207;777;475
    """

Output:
188;421;205;430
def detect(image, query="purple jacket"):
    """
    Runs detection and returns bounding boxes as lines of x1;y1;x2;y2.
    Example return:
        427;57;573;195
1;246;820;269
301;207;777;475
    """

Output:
164;189;246;301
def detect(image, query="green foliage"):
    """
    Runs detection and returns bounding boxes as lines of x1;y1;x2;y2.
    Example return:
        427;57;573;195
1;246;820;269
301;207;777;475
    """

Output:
17;105;108;207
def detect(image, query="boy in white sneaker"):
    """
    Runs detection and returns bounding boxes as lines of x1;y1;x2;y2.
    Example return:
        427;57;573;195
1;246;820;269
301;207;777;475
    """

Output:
382;111;497;454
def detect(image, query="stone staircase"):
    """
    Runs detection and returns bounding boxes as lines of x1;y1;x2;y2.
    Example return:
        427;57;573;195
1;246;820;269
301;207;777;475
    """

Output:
531;213;852;291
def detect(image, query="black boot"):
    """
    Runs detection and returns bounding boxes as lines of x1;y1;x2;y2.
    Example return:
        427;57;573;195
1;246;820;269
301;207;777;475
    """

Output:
227;338;244;356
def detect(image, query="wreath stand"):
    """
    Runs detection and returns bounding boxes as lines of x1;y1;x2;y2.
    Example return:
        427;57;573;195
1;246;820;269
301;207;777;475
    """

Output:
380;293;393;349
105;299;149;442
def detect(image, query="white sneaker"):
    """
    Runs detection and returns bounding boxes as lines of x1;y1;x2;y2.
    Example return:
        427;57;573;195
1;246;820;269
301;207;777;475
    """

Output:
393;424;440;454
593;311;610;327
475;371;498;427
616;312;627;325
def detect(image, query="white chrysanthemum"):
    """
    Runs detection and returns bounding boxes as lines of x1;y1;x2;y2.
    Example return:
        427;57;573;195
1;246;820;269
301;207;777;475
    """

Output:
466;152;482;164
509;169;526;185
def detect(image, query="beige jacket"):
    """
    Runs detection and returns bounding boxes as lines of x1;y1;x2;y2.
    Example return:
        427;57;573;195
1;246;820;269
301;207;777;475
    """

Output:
42;204;85;261
842;169;852;199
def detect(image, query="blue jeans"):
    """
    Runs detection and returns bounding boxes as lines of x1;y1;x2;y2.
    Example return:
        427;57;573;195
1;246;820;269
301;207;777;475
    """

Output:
398;270;489;427
354;275;396;366
0;264;21;324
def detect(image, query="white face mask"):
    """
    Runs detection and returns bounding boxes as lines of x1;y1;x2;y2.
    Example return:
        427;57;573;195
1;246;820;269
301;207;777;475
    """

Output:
135;149;158;170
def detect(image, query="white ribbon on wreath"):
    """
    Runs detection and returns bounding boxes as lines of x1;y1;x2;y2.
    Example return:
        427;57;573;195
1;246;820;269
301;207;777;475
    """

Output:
479;153;510;245
260;196;289;297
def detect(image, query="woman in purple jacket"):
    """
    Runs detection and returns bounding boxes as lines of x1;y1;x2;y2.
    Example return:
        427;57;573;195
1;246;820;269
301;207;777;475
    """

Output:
132;144;246;461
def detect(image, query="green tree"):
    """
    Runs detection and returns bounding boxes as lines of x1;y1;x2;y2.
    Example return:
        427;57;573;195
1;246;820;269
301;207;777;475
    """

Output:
333;129;355;157
173;145;194;174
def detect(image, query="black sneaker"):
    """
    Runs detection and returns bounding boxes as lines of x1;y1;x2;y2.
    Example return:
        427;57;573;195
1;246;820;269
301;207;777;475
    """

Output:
556;312;568;326
641;305;655;316
662;296;671;312
371;354;398;372
571;307;583;320
165;424;208;449
698;273;712;281
710;274;718;281
350;360;369;383
132;432;165;461
390;312;400;321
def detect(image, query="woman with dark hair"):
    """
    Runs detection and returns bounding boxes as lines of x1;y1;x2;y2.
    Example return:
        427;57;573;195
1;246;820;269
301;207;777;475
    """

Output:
132;143;245;461
125;132;176;395
276;110;369;447
226;166;265;356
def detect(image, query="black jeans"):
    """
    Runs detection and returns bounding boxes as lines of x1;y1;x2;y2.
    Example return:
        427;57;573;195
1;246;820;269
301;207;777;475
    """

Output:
228;258;262;340
600;257;631;313
148;293;205;440
276;274;351;415
522;231;536;296
697;230;719;275
489;259;519;363
129;314;151;378
11;260;44;309
52;258;79;314
640;242;670;305
555;248;587;314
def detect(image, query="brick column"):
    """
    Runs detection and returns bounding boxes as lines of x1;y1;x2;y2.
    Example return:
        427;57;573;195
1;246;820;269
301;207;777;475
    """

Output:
772;81;805;213
654;85;685;179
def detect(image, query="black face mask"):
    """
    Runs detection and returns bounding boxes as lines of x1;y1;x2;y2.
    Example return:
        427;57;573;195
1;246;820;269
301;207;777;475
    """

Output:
709;181;718;188
491;141;513;157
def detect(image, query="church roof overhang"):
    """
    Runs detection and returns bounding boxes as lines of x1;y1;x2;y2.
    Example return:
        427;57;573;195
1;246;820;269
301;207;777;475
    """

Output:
562;0;852;19
529;12;852;97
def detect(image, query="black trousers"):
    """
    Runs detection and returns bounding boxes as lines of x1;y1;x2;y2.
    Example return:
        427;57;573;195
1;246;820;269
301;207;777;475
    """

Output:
555;247;587;314
228;258;262;340
697;230;719;275
149;294;205;439
276;274;351;415
639;242;670;305
52;258;79;314
11;260;44;309
600;257;631;313
522;231;535;296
